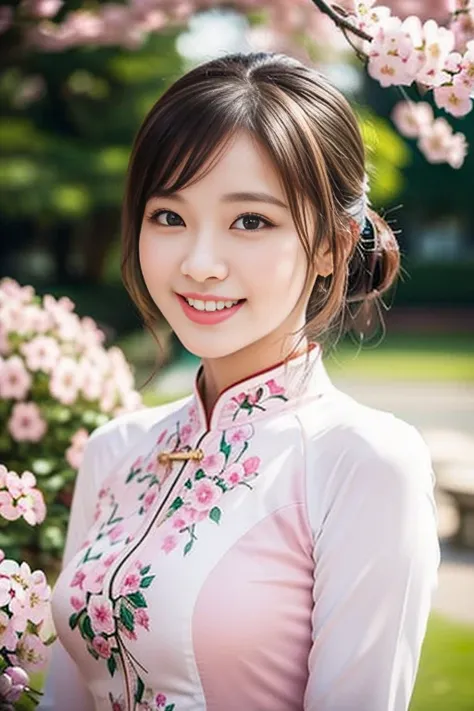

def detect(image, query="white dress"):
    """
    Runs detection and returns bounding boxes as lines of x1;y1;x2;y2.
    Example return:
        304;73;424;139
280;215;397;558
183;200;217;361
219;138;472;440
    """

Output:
39;343;440;711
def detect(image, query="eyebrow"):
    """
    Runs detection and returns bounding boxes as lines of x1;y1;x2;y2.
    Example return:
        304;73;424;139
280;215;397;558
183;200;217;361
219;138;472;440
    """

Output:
150;190;288;209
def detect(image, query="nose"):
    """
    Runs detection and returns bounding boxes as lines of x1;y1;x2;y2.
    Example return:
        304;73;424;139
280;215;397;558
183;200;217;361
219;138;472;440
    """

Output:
180;228;228;282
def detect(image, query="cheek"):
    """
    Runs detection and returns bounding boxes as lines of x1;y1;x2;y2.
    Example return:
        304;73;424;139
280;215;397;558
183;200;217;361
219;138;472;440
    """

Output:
250;237;306;300
138;231;173;291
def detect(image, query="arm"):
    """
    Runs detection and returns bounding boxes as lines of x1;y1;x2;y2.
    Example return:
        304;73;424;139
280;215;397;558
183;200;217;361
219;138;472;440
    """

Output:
304;421;441;711
38;429;104;711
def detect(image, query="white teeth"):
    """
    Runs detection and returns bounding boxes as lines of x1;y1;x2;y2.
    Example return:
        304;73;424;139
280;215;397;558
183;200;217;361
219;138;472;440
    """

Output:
185;297;240;311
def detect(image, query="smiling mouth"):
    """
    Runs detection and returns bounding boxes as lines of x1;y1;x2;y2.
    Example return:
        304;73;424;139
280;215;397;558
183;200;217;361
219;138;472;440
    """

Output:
180;296;245;312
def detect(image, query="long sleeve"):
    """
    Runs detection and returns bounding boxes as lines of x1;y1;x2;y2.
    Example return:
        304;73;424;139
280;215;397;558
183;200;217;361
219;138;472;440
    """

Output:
37;428;104;711
303;418;441;711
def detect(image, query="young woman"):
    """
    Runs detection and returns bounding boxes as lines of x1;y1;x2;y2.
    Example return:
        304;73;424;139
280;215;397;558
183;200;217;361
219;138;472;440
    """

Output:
41;52;440;711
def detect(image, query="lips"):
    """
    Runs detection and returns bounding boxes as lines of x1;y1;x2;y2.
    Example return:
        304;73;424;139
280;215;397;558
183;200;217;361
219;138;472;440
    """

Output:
176;293;245;325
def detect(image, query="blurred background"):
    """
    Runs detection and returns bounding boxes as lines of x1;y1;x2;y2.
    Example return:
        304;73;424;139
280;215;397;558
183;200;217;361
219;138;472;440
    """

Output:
1;1;473;708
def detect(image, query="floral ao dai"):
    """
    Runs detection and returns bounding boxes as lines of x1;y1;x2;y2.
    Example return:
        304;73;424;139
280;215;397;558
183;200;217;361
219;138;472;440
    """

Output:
42;345;441;711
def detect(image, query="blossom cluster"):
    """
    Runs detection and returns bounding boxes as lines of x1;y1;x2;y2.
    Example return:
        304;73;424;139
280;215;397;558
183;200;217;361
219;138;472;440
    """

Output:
0;549;56;706
0;277;142;455
0;465;46;527
0;277;142;563
391;99;467;167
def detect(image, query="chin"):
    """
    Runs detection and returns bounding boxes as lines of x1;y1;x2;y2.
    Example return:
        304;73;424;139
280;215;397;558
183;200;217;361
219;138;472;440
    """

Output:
172;328;253;361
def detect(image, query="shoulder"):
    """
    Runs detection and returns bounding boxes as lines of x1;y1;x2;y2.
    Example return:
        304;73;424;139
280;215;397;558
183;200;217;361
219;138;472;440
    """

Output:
297;389;435;518
83;395;191;476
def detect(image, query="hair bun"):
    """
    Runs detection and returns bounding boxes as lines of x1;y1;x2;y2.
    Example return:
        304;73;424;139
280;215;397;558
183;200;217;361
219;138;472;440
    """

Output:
346;209;400;304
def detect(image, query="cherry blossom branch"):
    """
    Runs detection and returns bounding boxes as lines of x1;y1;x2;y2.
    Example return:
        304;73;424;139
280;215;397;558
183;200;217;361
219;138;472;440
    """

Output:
309;0;373;41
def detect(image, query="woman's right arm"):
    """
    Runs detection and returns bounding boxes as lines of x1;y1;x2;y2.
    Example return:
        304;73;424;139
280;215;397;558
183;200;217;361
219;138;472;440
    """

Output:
37;423;114;711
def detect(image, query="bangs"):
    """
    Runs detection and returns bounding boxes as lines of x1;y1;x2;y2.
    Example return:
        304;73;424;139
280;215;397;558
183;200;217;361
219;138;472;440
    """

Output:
138;82;255;205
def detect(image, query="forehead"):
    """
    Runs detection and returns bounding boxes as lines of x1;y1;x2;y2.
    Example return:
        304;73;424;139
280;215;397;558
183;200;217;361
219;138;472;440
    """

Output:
165;131;286;200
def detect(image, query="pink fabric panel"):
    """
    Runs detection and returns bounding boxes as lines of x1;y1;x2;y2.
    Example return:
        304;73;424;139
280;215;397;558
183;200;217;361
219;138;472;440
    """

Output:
193;504;314;711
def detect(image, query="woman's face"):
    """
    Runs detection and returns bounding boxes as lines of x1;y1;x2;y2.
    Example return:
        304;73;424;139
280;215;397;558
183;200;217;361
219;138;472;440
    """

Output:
139;131;331;360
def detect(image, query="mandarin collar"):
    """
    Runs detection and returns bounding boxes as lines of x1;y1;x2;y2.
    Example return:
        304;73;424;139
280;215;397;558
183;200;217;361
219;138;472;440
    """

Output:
190;342;333;431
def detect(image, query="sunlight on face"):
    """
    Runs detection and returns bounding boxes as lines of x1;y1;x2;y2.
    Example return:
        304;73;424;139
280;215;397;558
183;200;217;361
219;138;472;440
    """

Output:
138;131;318;360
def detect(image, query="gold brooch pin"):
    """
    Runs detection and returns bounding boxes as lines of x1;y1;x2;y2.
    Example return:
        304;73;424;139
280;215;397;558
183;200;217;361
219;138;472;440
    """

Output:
157;448;204;466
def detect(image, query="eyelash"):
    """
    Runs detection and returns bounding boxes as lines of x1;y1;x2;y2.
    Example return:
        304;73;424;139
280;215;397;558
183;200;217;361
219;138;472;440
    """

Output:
146;209;275;231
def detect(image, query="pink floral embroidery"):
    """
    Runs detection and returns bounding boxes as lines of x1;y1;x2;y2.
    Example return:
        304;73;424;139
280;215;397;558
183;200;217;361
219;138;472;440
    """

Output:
92;634;112;659
87;594;115;635
188;479;223;511
157;421;263;556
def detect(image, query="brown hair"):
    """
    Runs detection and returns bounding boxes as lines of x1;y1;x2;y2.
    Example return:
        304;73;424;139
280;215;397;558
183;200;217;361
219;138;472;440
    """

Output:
121;52;400;375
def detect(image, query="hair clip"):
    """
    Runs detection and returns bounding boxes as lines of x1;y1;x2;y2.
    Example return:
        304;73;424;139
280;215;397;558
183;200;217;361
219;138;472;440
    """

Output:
359;216;377;252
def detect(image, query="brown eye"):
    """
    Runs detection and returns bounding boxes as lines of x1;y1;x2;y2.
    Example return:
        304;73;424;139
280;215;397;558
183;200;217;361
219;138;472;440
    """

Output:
232;213;273;231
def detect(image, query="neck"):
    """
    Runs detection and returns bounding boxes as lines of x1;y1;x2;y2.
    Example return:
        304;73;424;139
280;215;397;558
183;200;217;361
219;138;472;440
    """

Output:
198;333;310;421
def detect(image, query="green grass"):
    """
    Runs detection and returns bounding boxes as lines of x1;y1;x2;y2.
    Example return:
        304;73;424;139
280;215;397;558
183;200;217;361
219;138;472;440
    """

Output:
410;613;474;710
324;332;474;382
22;613;474;710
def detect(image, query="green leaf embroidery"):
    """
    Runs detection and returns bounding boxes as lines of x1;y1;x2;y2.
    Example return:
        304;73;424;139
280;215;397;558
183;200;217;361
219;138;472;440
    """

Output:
68;611;81;630
209;507;221;524
135;676;144;703
140;564;151;575
119;601;135;632
140;575;155;588
184;478;192;489
219;431;231;459
169;496;183;511
107;654;117;677
255;387;264;401
165;705;175;711
194;469;205;480
183;539;194;556
127;591;147;608
79;614;95;641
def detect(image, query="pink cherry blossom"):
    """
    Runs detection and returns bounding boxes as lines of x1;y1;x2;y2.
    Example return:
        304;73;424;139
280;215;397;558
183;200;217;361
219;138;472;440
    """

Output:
188;479;223;512
135;608;150;631
161;534;178;554
352;0;392;34
242;456;261;477
155;693;167;707
8;402;47;442
20;335;61;372
156;428;168;445
0;355;32;400
118;568;141;596
418;115;455;161
179;423;193;445
83;561;107;594
0;610;18;651
91;634;112;659
200;450;225;476
142;484;158;513
416;19;455;87
265;378;286;396
108;523;124;542
223;463;244;486
0;490;22;521
87;594;115;636
15;632;50;672
70;568;87;590
446;131;469;168
70;594;85;611
391;100;434;138
15;303;52;335
49;356;81;405
433;78;473;116
226;424;253;445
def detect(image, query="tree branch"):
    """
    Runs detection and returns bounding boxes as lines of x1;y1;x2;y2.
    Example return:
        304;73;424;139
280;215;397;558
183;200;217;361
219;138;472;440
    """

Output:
309;0;373;42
